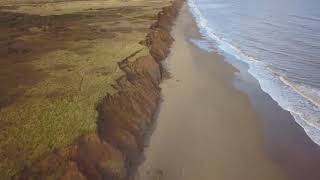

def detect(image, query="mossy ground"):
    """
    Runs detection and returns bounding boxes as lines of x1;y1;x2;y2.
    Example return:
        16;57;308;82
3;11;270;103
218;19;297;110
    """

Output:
0;0;170;178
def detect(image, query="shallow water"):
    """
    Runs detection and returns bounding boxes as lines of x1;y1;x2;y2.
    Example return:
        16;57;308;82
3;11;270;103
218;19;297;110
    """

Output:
188;0;320;145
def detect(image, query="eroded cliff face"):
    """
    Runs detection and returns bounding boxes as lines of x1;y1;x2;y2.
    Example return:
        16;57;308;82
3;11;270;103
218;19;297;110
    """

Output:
16;0;184;179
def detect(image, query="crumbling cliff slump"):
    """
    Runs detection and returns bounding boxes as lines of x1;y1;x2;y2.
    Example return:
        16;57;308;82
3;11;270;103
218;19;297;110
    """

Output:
16;0;184;179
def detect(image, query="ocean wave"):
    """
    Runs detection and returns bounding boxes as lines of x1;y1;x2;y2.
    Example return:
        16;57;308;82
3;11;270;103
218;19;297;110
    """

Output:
202;3;229;9
280;77;320;108
190;38;215;52
290;14;320;22
188;0;320;145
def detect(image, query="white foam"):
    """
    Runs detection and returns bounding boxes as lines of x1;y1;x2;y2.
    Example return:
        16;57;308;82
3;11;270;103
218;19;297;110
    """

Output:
190;38;214;52
280;77;320;108
188;0;320;145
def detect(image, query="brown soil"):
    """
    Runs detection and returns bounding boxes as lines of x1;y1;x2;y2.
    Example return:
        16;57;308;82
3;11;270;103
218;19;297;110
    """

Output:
13;0;184;179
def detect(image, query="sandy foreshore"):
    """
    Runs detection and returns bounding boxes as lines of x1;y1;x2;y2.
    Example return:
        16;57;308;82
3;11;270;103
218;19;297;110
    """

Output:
136;4;320;180
136;5;287;179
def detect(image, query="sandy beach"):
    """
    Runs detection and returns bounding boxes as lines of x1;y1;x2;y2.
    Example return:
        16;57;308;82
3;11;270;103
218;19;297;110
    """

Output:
136;4;320;180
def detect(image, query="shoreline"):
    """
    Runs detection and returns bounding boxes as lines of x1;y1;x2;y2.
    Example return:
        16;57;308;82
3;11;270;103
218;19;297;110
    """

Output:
186;1;320;179
136;3;320;180
188;0;320;146
136;4;287;179
232;46;320;180
8;0;185;179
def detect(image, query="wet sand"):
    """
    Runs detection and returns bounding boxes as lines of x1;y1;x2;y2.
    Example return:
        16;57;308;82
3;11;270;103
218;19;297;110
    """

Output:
232;51;320;180
136;4;288;180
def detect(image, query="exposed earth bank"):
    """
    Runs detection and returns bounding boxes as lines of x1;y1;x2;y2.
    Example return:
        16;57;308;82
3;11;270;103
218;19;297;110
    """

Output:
19;1;184;179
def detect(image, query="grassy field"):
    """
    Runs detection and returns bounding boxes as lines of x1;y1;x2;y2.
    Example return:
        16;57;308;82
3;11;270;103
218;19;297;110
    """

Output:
0;0;169;178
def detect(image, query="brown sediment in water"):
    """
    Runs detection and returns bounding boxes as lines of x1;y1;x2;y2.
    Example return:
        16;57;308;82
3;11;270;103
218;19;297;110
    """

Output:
8;0;185;179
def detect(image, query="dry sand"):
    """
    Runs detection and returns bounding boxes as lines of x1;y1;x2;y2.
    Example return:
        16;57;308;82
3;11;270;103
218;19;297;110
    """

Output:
136;4;288;180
